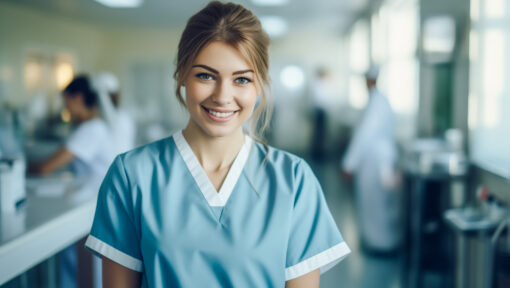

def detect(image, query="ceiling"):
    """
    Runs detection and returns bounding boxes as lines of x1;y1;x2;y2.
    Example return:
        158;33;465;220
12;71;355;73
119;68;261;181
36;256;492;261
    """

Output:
3;0;374;34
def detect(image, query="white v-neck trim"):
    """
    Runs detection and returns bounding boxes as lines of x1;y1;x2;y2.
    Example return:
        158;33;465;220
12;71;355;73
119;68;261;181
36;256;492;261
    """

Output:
173;130;252;207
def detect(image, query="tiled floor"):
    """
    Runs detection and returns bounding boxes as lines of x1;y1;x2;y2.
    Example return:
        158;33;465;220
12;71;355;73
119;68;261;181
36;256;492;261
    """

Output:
307;159;403;288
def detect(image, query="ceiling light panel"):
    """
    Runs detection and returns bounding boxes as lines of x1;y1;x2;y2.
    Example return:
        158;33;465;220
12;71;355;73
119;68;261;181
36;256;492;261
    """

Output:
94;0;143;8
251;0;290;6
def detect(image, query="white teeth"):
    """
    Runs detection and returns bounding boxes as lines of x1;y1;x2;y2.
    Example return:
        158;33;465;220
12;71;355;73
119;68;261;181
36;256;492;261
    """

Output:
207;109;234;118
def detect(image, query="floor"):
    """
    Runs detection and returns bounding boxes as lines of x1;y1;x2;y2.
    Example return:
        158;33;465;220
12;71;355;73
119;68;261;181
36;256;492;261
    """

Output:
306;158;403;288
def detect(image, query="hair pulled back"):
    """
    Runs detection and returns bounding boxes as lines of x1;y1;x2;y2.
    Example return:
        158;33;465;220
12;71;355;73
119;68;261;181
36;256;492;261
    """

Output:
64;75;98;109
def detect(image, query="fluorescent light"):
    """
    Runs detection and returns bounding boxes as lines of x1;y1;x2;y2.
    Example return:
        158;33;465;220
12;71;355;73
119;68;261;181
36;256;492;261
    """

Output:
55;61;74;90
471;0;479;21
280;65;305;91
486;0;505;19
482;29;504;128
94;0;143;8
251;0;289;6
260;16;288;38
423;16;455;54
469;31;478;61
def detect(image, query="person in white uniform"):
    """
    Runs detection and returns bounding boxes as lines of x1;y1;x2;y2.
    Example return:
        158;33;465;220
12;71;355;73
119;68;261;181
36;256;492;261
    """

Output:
310;67;333;161
93;72;136;155
84;2;350;287
29;75;116;288
341;66;400;253
29;75;115;178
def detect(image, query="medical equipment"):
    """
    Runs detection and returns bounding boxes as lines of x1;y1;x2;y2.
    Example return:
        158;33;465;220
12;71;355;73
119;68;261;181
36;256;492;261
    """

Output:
445;189;507;288
0;157;26;213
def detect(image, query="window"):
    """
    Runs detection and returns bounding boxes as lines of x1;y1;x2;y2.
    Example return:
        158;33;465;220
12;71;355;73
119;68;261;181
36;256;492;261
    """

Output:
348;19;369;109
469;0;510;177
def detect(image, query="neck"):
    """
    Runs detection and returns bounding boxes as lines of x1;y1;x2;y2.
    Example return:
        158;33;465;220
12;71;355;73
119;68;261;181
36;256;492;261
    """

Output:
78;108;98;123
182;122;245;172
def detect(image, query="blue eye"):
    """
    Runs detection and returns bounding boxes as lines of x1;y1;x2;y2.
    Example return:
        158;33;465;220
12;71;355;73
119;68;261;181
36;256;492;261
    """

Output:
196;73;214;81
235;77;252;84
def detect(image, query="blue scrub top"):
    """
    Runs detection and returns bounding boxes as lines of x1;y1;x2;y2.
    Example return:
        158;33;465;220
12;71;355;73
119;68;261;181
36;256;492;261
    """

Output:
85;131;350;287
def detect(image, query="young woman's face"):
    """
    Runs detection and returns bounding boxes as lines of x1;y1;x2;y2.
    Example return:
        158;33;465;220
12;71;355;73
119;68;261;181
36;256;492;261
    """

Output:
184;41;258;138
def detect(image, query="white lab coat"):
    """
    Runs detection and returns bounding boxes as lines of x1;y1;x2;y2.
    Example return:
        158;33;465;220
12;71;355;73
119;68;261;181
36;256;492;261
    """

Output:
96;89;136;155
66;118;116;178
112;108;136;154
342;87;400;251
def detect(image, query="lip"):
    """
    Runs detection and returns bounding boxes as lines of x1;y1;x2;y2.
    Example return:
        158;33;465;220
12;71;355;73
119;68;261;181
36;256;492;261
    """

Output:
201;106;238;122
202;106;238;113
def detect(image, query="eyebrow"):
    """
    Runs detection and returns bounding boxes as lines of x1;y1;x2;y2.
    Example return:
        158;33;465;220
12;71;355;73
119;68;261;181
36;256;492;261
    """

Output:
192;64;254;75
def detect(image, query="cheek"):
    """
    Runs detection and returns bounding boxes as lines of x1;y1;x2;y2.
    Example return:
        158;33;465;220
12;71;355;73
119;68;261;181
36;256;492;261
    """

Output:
240;89;258;110
185;83;211;105
184;86;200;108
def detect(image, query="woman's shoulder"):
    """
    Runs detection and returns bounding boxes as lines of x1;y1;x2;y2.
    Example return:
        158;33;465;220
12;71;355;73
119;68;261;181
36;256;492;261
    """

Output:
248;142;320;200
251;141;310;174
72;117;107;135
117;135;177;168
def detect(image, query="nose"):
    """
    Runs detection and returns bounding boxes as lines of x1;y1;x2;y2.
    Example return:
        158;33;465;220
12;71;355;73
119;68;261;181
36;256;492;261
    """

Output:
211;79;233;105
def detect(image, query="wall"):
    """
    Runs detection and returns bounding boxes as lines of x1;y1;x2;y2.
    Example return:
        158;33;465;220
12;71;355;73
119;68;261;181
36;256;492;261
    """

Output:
98;26;188;133
0;1;106;106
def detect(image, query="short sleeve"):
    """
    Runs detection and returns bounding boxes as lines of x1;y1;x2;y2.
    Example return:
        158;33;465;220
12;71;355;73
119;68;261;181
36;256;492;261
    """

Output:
285;160;351;281
66;121;103;162
84;155;143;272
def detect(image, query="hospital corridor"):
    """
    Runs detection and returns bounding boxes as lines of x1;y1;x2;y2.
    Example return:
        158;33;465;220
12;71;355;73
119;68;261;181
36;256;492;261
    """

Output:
1;0;509;287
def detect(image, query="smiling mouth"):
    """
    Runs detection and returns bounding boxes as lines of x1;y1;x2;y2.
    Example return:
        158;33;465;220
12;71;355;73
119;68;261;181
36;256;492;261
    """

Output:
202;106;238;118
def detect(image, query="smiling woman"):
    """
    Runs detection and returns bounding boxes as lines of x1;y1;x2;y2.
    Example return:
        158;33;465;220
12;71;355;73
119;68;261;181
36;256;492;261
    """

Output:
184;41;258;138
173;1;272;144
84;1;350;287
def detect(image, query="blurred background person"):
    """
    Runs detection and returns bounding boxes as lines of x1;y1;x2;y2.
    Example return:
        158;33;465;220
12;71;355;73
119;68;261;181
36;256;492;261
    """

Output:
28;75;115;178
341;66;400;254
93;71;136;155
28;75;116;288
310;67;334;161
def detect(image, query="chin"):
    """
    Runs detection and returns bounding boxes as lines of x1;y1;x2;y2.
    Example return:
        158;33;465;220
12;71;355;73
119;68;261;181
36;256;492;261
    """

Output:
197;122;243;139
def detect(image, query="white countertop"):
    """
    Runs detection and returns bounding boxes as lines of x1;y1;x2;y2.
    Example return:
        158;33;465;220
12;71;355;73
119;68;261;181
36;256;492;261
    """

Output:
0;176;101;285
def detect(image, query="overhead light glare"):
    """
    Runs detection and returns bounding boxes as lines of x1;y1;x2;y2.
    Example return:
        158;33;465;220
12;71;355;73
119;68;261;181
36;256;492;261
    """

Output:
423;16;455;54
280;65;305;91
94;0;143;8
251;0;289;6
260;16;288;38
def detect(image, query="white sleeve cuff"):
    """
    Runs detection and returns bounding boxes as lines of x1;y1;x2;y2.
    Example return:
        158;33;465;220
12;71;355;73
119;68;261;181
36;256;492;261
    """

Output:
285;241;351;281
85;235;143;272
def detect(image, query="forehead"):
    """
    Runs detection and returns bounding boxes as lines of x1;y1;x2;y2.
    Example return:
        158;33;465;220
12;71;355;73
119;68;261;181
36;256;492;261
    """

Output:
193;41;253;72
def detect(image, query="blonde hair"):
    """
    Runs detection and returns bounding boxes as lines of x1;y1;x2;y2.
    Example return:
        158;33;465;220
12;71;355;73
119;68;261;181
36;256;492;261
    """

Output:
173;1;272;143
